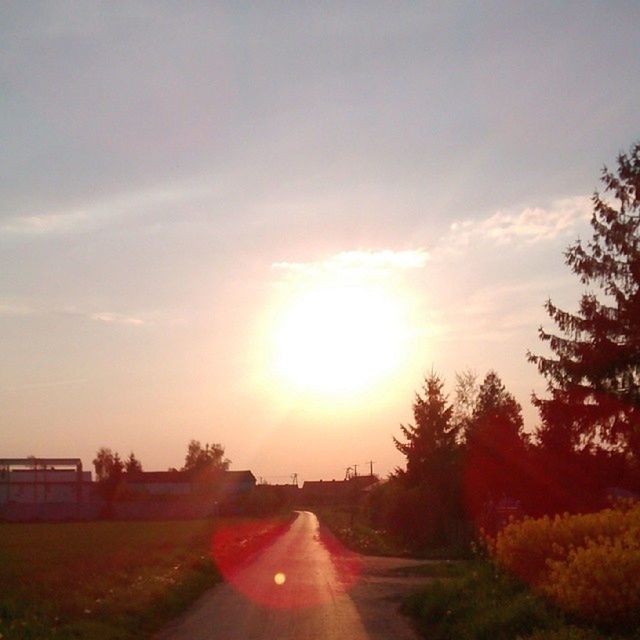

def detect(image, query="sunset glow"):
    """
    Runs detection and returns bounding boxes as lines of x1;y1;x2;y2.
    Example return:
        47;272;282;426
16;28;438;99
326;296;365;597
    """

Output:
271;283;407;395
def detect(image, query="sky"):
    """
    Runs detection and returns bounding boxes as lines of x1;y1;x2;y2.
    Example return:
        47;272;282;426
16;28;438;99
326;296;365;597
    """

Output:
1;2;639;482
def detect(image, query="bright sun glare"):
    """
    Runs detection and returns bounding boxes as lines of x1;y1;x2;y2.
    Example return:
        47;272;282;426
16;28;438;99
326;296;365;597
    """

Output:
271;283;407;395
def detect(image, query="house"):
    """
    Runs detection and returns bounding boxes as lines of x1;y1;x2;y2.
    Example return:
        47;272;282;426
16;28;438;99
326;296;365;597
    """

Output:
301;475;378;505
125;469;257;499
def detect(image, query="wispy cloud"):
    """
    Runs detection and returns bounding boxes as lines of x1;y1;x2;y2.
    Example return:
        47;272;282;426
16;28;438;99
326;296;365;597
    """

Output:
272;249;429;279
0;181;214;236
89;312;146;326
441;195;591;253
0;297;150;327
0;300;37;316
4;378;86;393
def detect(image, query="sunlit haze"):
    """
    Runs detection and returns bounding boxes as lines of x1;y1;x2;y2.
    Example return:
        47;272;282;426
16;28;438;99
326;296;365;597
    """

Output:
1;3;639;482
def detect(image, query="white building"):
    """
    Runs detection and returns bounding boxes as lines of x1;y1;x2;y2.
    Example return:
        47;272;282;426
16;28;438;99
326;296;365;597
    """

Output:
0;458;91;504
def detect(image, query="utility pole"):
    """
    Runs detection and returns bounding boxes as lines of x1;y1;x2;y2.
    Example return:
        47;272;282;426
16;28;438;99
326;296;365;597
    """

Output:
366;460;375;477
352;464;358;477
291;473;298;487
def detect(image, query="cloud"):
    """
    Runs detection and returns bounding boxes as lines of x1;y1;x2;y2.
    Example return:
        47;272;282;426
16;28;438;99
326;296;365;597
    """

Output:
272;249;429;279
89;312;145;326
0;180;214;236
0;298;149;327
0;211;89;235
0;300;36;316
443;195;591;252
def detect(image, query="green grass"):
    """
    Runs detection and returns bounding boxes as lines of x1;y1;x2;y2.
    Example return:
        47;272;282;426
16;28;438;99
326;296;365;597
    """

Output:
403;560;639;640
0;517;285;639
315;506;407;556
315;506;471;558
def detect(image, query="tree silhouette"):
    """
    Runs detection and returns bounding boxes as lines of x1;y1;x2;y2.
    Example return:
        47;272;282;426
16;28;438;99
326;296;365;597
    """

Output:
93;447;123;483
182;440;230;475
528;142;640;459
463;371;528;519
394;372;458;485
124;452;143;474
391;372;463;546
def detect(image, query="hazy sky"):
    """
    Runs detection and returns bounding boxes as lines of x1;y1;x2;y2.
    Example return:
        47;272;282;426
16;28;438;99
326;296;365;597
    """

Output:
2;2;639;481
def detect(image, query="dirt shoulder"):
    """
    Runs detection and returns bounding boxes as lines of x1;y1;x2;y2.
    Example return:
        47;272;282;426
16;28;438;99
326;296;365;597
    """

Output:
347;556;448;640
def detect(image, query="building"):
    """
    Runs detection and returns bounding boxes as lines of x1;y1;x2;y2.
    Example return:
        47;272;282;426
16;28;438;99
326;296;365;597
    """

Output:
125;469;257;499
0;458;92;505
301;475;378;505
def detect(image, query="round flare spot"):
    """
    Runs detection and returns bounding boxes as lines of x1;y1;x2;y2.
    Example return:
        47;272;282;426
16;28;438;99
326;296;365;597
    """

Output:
274;572;286;585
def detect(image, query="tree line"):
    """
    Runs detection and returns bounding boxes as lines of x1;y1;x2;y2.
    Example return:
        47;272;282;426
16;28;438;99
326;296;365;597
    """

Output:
372;141;640;550
92;440;230;500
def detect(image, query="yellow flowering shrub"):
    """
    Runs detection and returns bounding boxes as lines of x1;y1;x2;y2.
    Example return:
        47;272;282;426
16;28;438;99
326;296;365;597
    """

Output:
543;532;640;625
493;502;640;626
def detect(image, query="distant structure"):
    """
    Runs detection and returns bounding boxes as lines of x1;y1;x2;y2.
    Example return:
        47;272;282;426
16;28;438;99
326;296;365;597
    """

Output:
125;469;257;499
301;474;378;505
0;459;257;521
0;458;91;504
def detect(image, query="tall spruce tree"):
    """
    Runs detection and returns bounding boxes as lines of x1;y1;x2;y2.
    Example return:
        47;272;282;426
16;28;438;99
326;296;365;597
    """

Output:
463;371;528;519
528;142;640;459
467;371;524;445
394;372;458;484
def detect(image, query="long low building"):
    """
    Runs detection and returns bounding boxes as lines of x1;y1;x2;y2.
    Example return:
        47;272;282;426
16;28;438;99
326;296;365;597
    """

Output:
125;469;256;499
0;458;256;506
0;458;92;504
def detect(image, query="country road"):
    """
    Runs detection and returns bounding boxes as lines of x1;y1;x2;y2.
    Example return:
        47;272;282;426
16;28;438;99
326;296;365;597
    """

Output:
156;511;425;640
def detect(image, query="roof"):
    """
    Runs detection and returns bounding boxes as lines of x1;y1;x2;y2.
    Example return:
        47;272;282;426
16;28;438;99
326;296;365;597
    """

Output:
303;479;342;489
126;470;256;485
302;475;378;491
0;458;82;467
223;470;256;482
127;471;188;484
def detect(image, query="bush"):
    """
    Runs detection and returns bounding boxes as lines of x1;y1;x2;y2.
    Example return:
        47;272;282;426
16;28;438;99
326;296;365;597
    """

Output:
493;503;640;628
543;534;640;626
494;503;639;584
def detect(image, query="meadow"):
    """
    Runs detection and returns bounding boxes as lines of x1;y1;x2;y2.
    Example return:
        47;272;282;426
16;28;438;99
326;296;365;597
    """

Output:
0;517;288;640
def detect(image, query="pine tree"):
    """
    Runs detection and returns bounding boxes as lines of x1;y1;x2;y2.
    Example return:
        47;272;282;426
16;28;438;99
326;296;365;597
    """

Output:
528;142;640;459
392;372;462;546
463;371;528;519
393;372;457;484
124;452;143;474
467;371;524;444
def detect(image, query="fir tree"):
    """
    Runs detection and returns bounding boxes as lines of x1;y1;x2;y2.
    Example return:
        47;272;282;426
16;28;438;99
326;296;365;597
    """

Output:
528;142;640;459
394;372;458;484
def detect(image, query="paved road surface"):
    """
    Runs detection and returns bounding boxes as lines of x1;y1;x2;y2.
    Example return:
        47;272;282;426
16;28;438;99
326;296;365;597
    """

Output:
156;511;421;640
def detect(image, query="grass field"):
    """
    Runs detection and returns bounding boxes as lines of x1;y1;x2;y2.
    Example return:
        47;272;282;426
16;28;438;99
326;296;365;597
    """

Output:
0;517;288;640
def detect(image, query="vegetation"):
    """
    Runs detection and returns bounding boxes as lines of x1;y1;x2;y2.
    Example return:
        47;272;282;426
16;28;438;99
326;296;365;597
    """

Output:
366;369;527;552
397;143;640;638
493;503;640;628
182;440;230;475
0;516;287;640
315;505;405;556
370;143;640;559
405;503;640;639
528;142;640;462
404;560;564;640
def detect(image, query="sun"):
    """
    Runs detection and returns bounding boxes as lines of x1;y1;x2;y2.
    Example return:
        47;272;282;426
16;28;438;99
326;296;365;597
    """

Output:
271;282;407;395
